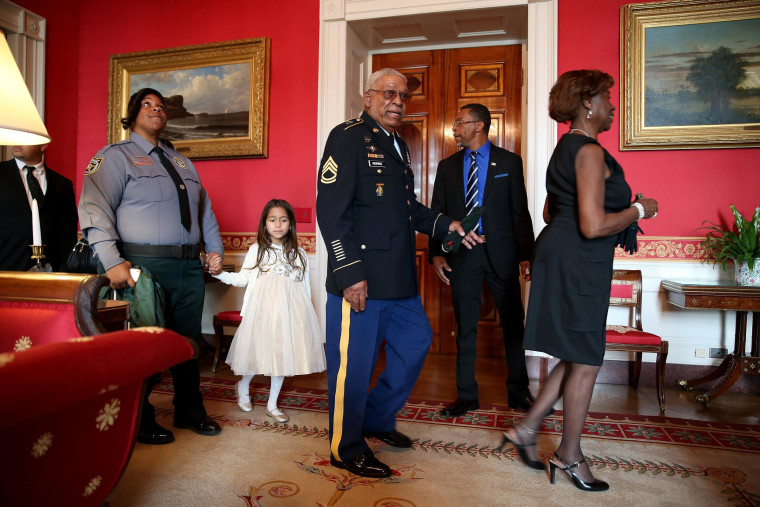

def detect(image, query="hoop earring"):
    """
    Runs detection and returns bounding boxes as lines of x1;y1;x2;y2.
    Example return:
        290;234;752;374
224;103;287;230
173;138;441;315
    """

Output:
587;110;593;119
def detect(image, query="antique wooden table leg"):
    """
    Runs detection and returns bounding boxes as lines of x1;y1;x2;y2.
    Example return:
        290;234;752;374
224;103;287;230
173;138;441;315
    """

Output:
678;311;748;407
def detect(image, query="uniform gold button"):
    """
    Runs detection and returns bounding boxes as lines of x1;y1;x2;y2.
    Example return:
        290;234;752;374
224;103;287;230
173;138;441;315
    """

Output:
377;169;382;173
409;216;412;221
405;185;409;190
361;244;366;249
407;200;410;205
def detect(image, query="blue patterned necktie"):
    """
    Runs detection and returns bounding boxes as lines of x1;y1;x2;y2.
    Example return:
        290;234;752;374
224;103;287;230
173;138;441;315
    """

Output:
465;151;479;216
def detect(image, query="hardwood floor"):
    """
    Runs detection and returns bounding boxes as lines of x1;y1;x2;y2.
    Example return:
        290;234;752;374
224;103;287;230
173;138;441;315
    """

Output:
200;349;760;426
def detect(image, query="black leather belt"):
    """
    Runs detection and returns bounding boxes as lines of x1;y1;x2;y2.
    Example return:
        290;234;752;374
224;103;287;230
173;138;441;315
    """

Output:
121;242;201;259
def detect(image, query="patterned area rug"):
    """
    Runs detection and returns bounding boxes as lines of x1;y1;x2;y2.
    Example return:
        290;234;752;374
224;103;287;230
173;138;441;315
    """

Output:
107;377;760;506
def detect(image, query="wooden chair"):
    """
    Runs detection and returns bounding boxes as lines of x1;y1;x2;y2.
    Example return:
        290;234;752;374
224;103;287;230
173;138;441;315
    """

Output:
605;269;669;411
212;310;242;372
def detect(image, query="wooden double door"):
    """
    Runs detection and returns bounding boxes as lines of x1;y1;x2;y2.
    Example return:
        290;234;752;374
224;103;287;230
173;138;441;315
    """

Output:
372;45;523;357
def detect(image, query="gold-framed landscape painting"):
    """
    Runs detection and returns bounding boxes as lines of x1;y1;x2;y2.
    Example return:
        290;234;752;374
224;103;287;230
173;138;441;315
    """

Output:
108;38;270;160
620;0;760;150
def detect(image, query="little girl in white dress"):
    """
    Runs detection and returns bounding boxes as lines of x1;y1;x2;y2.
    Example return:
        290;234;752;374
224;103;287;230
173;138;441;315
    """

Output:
214;199;325;422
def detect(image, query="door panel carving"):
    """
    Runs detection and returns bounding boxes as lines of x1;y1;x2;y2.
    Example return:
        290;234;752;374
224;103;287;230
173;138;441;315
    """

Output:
373;45;522;357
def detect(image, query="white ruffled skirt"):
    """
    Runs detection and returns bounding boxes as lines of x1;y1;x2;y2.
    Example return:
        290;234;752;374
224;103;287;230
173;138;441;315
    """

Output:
226;274;325;376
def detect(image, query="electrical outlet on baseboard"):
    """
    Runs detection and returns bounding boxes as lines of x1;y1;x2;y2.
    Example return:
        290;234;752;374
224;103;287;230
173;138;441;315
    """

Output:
709;347;728;358
695;348;708;358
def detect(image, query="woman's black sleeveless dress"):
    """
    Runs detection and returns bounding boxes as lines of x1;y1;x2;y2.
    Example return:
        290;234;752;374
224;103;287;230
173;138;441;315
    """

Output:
522;133;632;366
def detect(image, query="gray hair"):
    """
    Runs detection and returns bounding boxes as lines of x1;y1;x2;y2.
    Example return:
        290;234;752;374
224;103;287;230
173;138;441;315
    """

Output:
365;68;406;92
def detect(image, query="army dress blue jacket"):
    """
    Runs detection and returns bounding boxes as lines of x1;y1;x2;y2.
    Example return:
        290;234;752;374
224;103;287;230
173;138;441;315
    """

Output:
317;111;452;300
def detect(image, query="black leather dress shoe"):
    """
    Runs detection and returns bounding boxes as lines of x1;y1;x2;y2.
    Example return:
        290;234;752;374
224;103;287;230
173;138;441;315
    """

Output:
331;449;392;478
174;415;222;436
440;398;479;418
137;420;175;445
362;429;413;448
509;393;556;416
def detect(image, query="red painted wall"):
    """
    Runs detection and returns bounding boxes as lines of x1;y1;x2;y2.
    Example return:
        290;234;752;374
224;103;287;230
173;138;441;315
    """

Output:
18;0;320;234
18;0;755;237
558;0;757;235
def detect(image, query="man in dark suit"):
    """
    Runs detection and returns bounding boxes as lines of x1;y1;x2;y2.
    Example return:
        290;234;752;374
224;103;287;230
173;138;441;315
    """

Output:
0;144;78;271
317;69;480;478
429;103;536;418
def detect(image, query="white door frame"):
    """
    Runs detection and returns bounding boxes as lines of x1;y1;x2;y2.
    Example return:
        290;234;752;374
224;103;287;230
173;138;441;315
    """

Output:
314;0;557;334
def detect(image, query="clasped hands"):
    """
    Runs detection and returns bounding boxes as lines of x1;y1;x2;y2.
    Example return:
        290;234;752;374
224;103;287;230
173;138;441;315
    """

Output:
343;221;483;312
105;251;224;290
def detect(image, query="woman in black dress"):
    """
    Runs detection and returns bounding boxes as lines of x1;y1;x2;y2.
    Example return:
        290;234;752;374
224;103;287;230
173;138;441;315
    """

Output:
501;70;658;491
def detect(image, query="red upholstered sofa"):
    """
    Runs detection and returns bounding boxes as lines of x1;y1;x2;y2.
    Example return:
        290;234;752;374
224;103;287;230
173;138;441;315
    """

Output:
0;272;197;506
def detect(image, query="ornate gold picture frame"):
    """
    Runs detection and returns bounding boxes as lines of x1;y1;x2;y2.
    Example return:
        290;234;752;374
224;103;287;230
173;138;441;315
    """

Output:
108;38;270;160
620;0;760;150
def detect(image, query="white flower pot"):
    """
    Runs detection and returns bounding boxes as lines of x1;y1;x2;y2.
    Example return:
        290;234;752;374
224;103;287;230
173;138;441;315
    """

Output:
735;258;760;286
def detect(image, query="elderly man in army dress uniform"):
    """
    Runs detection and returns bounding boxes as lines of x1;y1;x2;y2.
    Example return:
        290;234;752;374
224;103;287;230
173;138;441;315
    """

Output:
79;88;224;445
317;68;480;478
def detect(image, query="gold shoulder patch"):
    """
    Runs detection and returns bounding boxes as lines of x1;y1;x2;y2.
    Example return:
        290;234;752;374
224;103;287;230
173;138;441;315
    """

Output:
320;156;338;184
344;118;364;130
173;156;188;169
85;157;103;175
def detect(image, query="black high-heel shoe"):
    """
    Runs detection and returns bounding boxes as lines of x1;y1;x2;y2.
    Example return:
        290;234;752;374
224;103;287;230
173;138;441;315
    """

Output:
548;452;609;491
499;424;545;470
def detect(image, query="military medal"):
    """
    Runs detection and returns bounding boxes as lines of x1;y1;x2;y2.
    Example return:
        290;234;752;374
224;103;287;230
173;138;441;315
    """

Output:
376;183;384;197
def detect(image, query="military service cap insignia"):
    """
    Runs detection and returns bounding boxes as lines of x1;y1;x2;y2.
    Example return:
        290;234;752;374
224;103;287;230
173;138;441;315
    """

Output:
174;157;188;169
321;156;338;184
85;157;103;175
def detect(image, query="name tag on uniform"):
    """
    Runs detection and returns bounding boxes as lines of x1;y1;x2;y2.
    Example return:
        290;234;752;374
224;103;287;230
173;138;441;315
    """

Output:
131;156;153;166
368;160;385;168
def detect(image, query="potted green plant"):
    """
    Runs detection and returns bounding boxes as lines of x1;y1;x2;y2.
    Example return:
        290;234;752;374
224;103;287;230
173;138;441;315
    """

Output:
700;204;760;286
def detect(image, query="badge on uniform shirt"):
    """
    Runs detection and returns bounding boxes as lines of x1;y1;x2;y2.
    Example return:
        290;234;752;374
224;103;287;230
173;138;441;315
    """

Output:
85;157;103;175
368;145;377;152
174;157;188;169
372;128;379;133
367;153;384;159
376;183;384;197
131;156;153;166
364;136;372;143
321;156;338;184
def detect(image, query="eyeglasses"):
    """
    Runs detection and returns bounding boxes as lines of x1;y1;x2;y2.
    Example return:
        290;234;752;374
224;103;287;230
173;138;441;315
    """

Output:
369;89;413;103
452;120;479;128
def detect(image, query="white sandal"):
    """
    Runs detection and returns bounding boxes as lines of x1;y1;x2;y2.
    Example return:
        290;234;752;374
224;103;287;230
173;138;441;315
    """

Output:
265;408;289;423
236;381;253;412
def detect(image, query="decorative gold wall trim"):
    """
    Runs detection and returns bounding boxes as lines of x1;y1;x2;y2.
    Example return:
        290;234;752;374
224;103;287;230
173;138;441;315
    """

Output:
222;233;317;254
614;236;707;260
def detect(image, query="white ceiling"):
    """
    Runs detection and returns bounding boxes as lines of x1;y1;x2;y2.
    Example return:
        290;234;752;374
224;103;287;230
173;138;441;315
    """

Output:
348;6;528;53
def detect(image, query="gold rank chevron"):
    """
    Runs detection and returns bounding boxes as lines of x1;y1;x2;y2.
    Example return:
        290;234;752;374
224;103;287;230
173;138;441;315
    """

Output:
320;156;338;184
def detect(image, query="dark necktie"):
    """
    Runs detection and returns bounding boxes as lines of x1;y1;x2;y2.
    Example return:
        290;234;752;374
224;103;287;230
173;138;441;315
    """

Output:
465;152;479;216
154;147;191;231
25;166;44;204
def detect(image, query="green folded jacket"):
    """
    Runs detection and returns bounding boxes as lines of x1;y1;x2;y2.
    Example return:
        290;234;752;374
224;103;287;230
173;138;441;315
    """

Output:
441;206;485;253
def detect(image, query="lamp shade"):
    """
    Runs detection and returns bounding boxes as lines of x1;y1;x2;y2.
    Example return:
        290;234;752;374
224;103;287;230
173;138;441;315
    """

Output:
0;35;50;145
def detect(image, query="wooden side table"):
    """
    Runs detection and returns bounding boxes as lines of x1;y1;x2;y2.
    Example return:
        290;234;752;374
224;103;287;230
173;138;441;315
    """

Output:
97;300;130;331
661;280;760;407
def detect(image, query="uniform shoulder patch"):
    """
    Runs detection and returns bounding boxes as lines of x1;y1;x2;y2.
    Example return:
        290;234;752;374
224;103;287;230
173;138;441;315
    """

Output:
85;157;103;175
173;156;188;169
320;156;338;184
343;118;364;130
